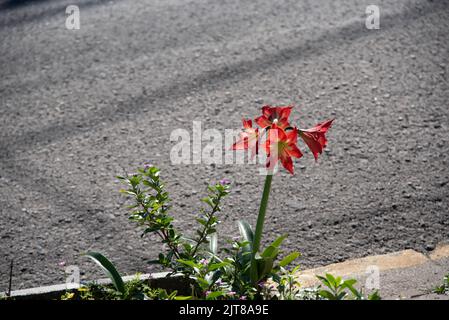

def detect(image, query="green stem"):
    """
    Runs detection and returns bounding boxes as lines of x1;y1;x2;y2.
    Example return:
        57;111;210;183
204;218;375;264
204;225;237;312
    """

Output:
191;199;220;258
250;173;273;284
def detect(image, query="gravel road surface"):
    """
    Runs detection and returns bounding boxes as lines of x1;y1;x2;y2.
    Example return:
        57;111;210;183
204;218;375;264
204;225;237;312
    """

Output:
1;0;448;290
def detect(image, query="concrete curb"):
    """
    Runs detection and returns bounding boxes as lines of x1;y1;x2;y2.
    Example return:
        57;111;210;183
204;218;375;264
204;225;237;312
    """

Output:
2;244;449;299
0;272;189;300
429;243;449;261
296;243;449;297
297;249;429;287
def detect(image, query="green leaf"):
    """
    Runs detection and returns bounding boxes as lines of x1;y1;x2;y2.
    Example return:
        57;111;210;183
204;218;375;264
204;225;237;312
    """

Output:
318;290;335;300
336;292;347;300
368;290;381;300
83;252;125;294
279;252;300;267
237;220;254;245
119;189;137;196
182;243;193;253
201;197;215;208
256;256;274;280
211;270;222;284
270;234;288;248
177;259;200;269
342;279;361;298
316;275;331;288
325;273;337;287
209;233;217;255
343;279;357;288
208;262;230;271
206;291;224;300
174;296;193;300
195;277;210;288
261;245;279;259
147;259;160;264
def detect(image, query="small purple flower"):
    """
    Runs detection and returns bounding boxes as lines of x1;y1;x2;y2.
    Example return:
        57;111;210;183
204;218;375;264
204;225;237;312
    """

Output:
219;178;231;186
58;261;66;267
144;163;152;170
227;291;236;296
239;295;247;300
199;258;209;266
205;290;212;296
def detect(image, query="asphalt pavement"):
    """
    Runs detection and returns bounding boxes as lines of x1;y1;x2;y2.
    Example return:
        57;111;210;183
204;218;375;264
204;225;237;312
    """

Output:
0;0;448;290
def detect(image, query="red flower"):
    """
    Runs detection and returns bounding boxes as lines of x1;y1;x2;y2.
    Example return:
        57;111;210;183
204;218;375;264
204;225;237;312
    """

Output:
230;106;334;175
298;119;334;161
263;124;303;174
255;105;293;130
231;119;259;158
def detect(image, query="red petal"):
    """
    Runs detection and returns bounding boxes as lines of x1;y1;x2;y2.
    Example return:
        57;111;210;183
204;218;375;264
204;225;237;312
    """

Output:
316;119;334;132
262;105;274;118
255;115;272;128
287;143;303;159
300;131;323;161
269;124;287;141
279;106;293;120
242;118;252;129
280;153;294;174
304;119;334;133
285;128;298;143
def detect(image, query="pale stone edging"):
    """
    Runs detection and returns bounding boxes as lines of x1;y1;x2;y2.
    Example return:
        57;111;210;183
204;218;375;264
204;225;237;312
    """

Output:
297;243;449;287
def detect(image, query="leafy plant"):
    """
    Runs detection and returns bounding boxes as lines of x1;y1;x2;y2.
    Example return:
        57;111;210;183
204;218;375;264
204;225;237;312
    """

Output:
263;265;303;300
117;166;182;270
60;277;183;300
83;252;125;295
117;166;230;277
79;252;191;300
434;273;449;295
316;273;380;300
73;104;341;300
